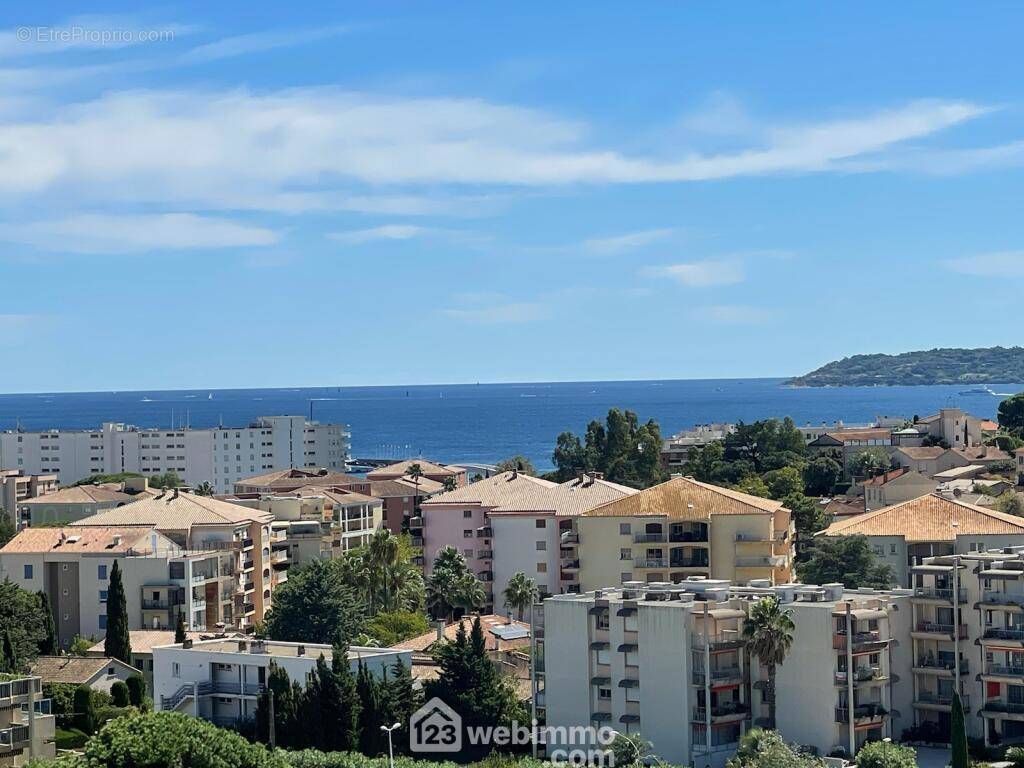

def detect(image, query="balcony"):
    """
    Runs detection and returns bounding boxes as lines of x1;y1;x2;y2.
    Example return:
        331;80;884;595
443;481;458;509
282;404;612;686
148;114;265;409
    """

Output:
476;527;492;538
692;632;744;651
670;557;710;569
411;536;424;547
834;667;888;686
981;592;1024;608
242;537;255;550
981;701;1024;719
693;666;743;686
409;516;423;529
915;692;969;711
243;602;256;614
913;622;969;640
984;662;1024;679
142;599;171;610
832;631;889;652
634;532;666;543
0;677;41;704
0;724;30;749
560;531;579;545
913;587;968;603
478;549;493;559
242;559;255;572
634;558;668;569
561;560;580;571
478;571;493;582
735;556;786;568
671;526;709;543
915;657;969;676
271;550;288;564
692;702;750;723
983;627;1024;643
835;703;889;725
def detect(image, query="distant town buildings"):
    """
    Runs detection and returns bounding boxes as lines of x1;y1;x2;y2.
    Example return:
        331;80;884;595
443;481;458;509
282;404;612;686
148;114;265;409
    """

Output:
0;674;55;766
660;425;735;470
15;476;156;529
0;469;57;520
0;416;350;493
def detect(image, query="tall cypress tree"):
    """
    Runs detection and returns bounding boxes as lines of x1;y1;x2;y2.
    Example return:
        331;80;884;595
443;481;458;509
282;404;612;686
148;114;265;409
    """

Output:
951;690;968;768
103;561;132;663
357;660;386;756
174;613;187;644
385;659;418;754
330;646;361;752
1;630;18;673
37;591;57;655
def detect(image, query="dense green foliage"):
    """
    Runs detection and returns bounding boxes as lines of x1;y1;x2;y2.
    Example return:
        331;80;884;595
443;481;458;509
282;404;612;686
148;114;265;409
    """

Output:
362;611;430;647
0;510;15;546
741;597;794;730
494;456;536;475
264;559;367;645
788;346;1024;386
1000;393;1024;436
0;579;49;668
110;681;130;707
103;561;132;663
74;685;96;734
70;473;144;487
725;728;823;768
426;547;486;621
175;613;187;643
851;448;894;478
340;530;425;616
38;591;57;655
797;535;897;589
502;572;538;620
126;674;146;707
855;740;917;768
551;408;665;488
424;618;527;758
2;629;17;673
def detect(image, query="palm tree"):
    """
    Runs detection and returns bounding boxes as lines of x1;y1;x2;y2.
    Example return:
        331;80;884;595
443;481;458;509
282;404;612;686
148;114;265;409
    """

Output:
368;529;400;612
426;546;473;620
503;572;537;621
452;573;486;617
193;482;214;496
741;595;794;729
405;463;424;530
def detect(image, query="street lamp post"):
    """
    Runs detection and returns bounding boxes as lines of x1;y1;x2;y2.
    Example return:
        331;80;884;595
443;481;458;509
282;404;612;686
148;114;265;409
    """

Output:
381;722;401;768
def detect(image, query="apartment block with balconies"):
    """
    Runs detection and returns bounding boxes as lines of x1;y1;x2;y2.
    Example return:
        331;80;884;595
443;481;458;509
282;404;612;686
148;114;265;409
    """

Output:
0;675;55;767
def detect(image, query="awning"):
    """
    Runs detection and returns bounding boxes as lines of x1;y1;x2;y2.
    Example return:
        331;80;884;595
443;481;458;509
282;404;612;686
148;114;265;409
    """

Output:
617;607;638;617
589;606;609;615
618;643;638;653
708;609;746;620
981;570;1023;580
590;641;609;651
849;609;888;620
618;679;640;688
591;712;612;722
619;715;640;723
591;676;611;685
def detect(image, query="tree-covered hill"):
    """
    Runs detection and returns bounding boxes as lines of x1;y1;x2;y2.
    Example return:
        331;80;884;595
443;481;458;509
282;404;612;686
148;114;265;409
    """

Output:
787;346;1024;387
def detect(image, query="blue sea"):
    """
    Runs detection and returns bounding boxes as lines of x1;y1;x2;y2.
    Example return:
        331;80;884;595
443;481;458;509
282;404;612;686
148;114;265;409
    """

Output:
0;380;1021;471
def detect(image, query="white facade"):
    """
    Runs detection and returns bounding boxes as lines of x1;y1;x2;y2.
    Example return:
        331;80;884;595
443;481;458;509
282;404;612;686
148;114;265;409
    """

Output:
0;416;350;493
152;638;411;727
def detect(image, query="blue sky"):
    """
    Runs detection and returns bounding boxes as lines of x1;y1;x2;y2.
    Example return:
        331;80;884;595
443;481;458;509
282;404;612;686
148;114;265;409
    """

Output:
1;3;1023;392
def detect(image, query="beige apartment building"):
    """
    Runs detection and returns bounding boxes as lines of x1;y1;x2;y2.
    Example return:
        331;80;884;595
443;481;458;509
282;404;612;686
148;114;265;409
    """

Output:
0;525;239;649
820;493;1024;587
68;490;281;631
0;470;57;523
540;579;912;766
0;675;55;767
861;468;935;512
366;459;466;487
15;478;155;529
575;476;794;589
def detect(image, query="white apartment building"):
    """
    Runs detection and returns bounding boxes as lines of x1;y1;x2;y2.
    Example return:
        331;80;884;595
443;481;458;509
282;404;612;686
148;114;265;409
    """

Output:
0;526;234;651
0;675;55;767
0;416;350;493
152;637;411;728
540;579;913;766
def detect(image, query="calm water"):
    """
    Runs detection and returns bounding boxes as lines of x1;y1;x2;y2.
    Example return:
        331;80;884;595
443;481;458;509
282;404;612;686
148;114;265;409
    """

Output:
1;380;1021;471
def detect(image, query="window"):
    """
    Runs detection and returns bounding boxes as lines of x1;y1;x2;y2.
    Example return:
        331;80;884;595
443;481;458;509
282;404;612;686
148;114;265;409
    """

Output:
621;572;632;582
619;523;631;535
890;544;898;554
537;563;547;573
535;519;546;528
98;615;108;630
536;541;546;551
596;649;610;665
598;687;612;700
620;548;632;561
107;667;115;676
463;510;473;518
873;545;883;556
98;564;107;580
463;530;474;538
99;590;108;603
463;549;473;558
172;662;181;678
23;564;33;579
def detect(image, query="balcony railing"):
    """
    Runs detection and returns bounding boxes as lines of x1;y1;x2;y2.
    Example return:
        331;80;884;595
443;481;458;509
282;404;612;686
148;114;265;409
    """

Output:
0;678;41;701
692;632;744;650
560;531;579;544
982;592;1024;607
984;627;1024;641
142;599;171;610
986;663;1024;677
634;558;667;568
670;529;708;543
916;657;969;674
670;558;710;569
21;698;52;715
634;533;666;543
835;704;888;724
0;724;30;748
914;587;968;603
982;701;1024;715
834;667;883;685
916;692;969;709
915;622;969;639
692;702;749;721
833;630;887;650
694;665;743;685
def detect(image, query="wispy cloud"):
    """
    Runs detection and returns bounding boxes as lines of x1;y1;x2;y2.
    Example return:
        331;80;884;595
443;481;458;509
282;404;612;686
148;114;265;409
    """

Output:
0;213;278;254
582;228;680;256
942;251;1024;278
702;305;775;325
178;26;349;64
641;260;745;287
327;224;474;245
440;302;548;324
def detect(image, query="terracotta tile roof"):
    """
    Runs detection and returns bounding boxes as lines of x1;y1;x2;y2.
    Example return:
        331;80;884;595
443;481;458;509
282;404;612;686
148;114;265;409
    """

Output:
953;446;1012;463
861;468;912;486
87;630;242;656
981;420;1000;432
235;468;365;490
820;493;1024;542
70;491;271;529
395;614;530;652
369;478;445;498
366;459;463;479
824;498;866;518
30;656;136;685
18;485;137;505
822;429;893;444
0;526;156;554
582;476;783;519
894;446;947;460
289;485;381;505
421;471;635;516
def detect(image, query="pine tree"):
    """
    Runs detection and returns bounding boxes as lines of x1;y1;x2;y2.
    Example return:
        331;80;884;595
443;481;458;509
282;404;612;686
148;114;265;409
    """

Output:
174;613;187;644
384;659;418;753
357;660;386;756
330;646;361;751
1;630;17;673
37;591;57;655
104;561;132;663
951;690;968;768
257;662;299;748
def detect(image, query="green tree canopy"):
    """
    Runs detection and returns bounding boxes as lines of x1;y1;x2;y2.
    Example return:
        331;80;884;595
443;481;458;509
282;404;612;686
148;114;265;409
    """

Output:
726;728;824;768
999;393;1024;435
850;448;893;478
797;535;896;589
263;559;366;645
494;456;536;475
0;578;48;665
855;740;916;768
802;456;842;496
551;408;665;488
426;547;485;621
363;610;430;647
103;561;132;663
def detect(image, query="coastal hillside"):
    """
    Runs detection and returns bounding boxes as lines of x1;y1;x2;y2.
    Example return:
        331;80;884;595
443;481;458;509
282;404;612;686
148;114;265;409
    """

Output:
788;346;1024;387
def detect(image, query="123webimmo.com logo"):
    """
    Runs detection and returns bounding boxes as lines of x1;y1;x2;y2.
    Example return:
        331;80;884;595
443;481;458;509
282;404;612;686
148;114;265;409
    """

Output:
410;697;462;753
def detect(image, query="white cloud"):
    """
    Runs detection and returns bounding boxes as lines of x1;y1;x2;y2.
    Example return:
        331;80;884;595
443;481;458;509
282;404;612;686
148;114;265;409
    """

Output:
0;213;278;253
0;91;995;218
440;302;548;324
582;228;679;256
677;91;756;137
328;225;446;244
702;305;775;325
942;251;1024;278
178;26;349;64
642;260;745;287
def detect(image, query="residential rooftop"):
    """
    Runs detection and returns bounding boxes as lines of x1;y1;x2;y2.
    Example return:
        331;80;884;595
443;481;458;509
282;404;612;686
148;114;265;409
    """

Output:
155;637;401;661
581;475;783;519
0;525;159;554
69;490;271;529
366;459;463;479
